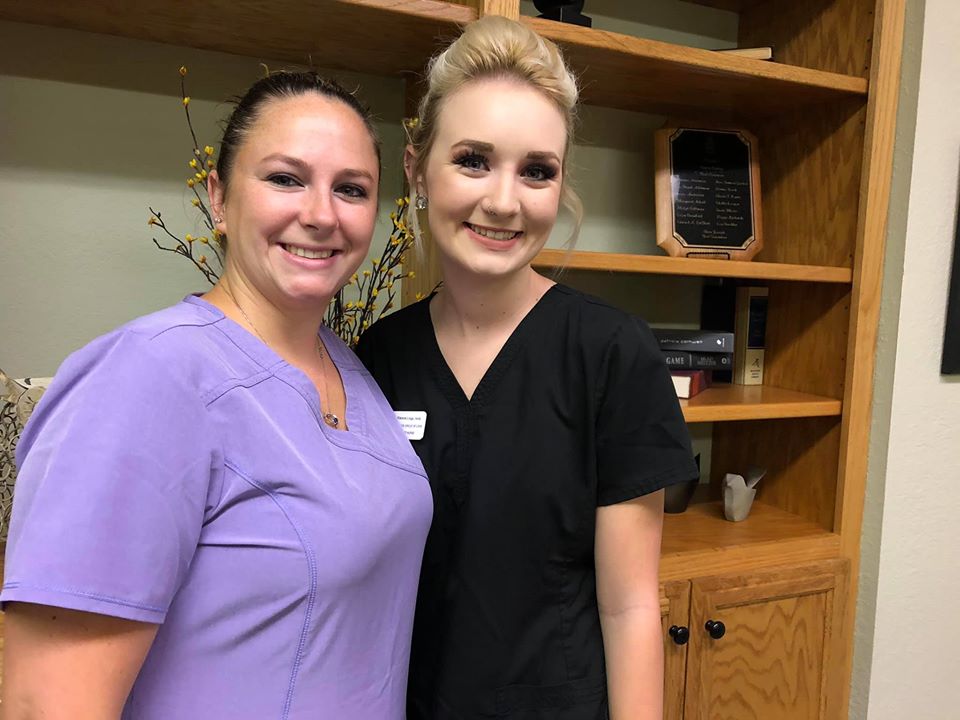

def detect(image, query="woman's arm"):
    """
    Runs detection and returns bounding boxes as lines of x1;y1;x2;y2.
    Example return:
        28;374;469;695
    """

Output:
2;602;158;720
595;490;666;720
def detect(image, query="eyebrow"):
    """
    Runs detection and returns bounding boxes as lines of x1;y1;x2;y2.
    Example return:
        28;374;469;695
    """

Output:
262;153;376;182
452;140;561;163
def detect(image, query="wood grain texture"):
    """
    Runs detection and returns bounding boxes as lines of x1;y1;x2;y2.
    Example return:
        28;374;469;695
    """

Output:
680;385;841;423
740;0;875;78
521;17;866;117
0;0;474;77
446;0;519;19
711;417;842;530
764;282;851;399
746;101;865;267
661;580;691;720
684;560;849;720
532;249;853;283
660;502;839;582
833;0;906;714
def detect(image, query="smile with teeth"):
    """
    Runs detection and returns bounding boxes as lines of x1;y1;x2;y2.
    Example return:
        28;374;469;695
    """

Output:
282;244;335;260
466;223;522;241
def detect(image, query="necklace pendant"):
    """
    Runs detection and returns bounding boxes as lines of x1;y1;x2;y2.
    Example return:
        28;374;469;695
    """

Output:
323;412;340;429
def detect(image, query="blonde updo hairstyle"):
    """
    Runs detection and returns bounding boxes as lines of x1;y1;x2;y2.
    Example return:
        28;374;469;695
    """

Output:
407;15;583;249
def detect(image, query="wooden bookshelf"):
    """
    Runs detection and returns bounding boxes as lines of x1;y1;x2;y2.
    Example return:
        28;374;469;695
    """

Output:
533;249;853;283
522;16;866;117
0;0;476;78
660;501;839;580
680;384;842;423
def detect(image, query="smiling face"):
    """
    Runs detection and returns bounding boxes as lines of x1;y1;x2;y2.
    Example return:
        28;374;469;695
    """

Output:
412;77;567;279
209;93;379;312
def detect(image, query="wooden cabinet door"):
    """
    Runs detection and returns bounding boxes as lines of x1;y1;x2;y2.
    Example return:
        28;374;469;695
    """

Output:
683;560;849;720
661;580;691;720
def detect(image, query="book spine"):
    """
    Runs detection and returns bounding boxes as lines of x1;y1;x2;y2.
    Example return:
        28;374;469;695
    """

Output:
654;329;735;353
734;287;769;385
663;351;734;370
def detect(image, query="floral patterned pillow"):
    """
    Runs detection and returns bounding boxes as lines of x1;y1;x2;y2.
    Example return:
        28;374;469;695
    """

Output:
1;370;52;542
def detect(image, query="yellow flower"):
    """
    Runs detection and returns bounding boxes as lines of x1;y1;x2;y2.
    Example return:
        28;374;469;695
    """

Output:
372;289;379;298
388;282;394;290
199;254;207;264
350;274;358;283
179;66;188;77
148;217;158;226
195;172;203;181
213;229;222;238
189;159;198;169
191;198;200;207
345;302;354;310
206;159;215;168
185;234;194;242
415;292;424;301
371;259;378;267
407;271;416;279
363;270;371;277
200;236;209;244
204;145;214;156
187;178;196;188
200;170;208;179
182;96;191;106
395;198;404;207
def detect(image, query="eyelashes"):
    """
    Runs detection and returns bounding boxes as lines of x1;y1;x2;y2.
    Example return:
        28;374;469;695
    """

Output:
452;151;488;172
452;151;558;182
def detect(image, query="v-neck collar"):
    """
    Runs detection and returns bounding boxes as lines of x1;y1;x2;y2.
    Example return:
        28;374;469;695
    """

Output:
418;284;562;409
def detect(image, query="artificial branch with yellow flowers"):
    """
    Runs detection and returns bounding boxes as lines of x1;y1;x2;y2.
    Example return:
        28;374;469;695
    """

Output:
147;66;419;347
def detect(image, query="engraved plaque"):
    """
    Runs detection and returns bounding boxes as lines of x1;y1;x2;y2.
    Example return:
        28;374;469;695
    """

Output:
655;127;763;261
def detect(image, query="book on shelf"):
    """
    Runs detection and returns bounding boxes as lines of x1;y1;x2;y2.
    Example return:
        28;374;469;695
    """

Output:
671;370;711;400
653;328;735;354
713;46;774;60
700;281;737;383
733;286;768;385
663;350;734;371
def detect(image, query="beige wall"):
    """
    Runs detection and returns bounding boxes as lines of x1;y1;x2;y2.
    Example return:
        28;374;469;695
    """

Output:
0;21;407;378
855;0;960;717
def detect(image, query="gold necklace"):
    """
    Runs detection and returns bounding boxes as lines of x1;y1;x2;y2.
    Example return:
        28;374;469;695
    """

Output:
222;284;341;429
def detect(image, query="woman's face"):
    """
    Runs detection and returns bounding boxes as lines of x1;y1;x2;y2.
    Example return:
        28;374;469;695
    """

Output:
414;77;566;279
210;93;379;312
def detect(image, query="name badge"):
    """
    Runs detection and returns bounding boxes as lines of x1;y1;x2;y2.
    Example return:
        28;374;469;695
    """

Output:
394;411;427;441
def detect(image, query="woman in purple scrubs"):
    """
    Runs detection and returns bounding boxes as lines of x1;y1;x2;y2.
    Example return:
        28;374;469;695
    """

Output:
1;72;432;719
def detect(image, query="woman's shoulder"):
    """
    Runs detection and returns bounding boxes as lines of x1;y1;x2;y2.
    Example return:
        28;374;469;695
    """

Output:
548;283;647;337
364;297;428;338
53;298;237;403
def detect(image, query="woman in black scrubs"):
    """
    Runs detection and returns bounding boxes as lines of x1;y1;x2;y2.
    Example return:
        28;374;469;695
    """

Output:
357;16;698;720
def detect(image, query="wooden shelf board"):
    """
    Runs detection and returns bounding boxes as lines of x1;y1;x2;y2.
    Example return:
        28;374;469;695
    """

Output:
523;16;866;117
533;249;853;283
680;384;842;422
660;501;840;581
679;0;760;12
0;0;476;77
0;1;864;117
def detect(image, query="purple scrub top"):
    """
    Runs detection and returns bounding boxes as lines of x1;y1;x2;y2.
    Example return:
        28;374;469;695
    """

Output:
1;296;433;719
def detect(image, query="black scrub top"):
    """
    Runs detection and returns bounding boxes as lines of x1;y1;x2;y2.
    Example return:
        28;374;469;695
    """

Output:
356;284;698;720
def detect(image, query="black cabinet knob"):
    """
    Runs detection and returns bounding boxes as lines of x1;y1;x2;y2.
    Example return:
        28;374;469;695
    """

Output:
705;619;726;639
668;625;690;645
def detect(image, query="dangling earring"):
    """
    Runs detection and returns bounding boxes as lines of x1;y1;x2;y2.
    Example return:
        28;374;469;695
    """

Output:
415;194;428;211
